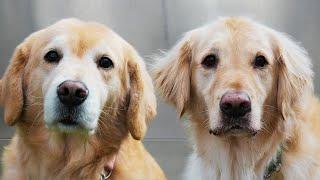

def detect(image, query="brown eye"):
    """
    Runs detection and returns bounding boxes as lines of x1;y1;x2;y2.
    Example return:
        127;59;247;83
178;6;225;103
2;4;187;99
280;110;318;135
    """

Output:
44;50;61;63
253;55;268;68
202;54;218;68
98;56;114;69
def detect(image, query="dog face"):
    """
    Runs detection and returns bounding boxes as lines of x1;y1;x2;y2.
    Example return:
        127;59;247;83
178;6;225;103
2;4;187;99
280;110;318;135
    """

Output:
41;25;122;134
154;17;312;137
192;18;278;136
0;19;156;139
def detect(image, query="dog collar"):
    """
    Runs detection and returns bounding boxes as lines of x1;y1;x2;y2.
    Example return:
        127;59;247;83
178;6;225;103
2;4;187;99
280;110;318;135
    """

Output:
263;145;283;179
100;155;117;180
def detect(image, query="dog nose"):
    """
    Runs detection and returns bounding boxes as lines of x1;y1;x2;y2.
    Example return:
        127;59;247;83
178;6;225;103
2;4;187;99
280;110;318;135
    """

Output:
220;91;251;118
57;80;89;107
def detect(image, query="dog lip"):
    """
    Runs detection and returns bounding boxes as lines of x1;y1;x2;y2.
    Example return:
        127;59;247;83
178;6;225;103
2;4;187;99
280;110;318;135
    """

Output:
55;106;81;126
230;125;242;129
209;125;257;136
209;129;223;136
59;118;78;126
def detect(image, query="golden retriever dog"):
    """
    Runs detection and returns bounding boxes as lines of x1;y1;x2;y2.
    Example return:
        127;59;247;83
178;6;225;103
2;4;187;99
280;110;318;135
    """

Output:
153;17;320;180
0;18;166;180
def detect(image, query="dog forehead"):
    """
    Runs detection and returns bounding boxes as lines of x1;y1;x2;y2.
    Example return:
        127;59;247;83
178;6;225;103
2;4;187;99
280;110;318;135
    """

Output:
195;17;272;56
46;19;122;57
222;18;270;46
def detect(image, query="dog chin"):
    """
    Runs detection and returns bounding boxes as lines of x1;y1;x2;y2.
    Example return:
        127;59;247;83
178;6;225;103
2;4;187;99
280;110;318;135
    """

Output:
47;123;90;134
45;120;96;135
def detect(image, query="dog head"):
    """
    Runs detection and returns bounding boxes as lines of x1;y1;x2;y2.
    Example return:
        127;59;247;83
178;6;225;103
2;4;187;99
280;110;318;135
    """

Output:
153;17;312;137
0;19;156;140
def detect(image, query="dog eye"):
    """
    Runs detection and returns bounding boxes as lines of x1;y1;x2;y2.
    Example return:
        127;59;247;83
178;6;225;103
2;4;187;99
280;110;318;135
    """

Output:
98;56;114;69
202;54;218;68
253;55;268;68
44;50;61;63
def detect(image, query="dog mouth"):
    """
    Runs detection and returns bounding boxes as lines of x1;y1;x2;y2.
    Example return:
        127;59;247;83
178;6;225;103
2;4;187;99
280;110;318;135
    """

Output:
47;107;92;133
229;125;242;130
55;116;84;133
209;113;257;137
56;107;82;127
209;124;257;136
58;117;79;126
226;125;256;135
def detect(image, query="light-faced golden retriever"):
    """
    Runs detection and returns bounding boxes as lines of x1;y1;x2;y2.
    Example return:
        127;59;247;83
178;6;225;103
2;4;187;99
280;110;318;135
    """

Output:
0;18;166;180
153;17;320;180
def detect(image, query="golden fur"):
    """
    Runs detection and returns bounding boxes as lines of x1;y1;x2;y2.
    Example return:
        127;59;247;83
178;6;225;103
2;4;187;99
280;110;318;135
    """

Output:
153;17;320;179
0;18;165;180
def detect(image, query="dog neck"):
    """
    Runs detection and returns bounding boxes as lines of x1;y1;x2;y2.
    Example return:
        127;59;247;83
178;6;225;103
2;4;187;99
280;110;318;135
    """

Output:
14;113;127;179
190;118;285;180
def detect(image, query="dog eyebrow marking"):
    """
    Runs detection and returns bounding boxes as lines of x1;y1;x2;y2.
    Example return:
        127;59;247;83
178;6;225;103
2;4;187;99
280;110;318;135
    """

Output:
45;35;70;54
68;25;105;57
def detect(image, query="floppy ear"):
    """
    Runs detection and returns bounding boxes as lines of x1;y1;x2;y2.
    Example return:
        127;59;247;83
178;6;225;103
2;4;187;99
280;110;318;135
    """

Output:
125;45;157;140
152;33;192;117
271;31;313;121
0;41;30;125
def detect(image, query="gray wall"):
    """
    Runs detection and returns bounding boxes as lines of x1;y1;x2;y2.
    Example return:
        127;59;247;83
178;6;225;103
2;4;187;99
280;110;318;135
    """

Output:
1;0;320;140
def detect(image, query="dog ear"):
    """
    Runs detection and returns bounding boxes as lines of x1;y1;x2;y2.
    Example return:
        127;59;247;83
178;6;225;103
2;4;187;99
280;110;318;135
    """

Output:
0;40;30;125
152;33;193;117
271;31;313;121
125;45;157;140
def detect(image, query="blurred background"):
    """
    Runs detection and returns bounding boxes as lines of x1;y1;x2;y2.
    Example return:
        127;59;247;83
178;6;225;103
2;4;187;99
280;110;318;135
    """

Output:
0;0;320;179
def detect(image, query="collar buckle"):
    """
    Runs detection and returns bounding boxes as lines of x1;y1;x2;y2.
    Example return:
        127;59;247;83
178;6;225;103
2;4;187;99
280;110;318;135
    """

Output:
263;145;283;179
100;155;117;180
100;169;112;180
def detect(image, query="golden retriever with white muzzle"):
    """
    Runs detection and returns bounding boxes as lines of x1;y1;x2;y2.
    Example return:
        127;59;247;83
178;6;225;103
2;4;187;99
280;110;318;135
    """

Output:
0;18;165;180
153;17;320;180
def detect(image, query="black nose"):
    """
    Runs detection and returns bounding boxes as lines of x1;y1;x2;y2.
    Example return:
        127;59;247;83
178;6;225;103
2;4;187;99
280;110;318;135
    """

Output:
220;91;251;118
57;80;89;107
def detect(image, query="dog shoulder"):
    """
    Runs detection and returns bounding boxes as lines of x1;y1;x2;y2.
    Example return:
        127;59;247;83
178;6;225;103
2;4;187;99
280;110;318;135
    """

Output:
115;136;166;179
